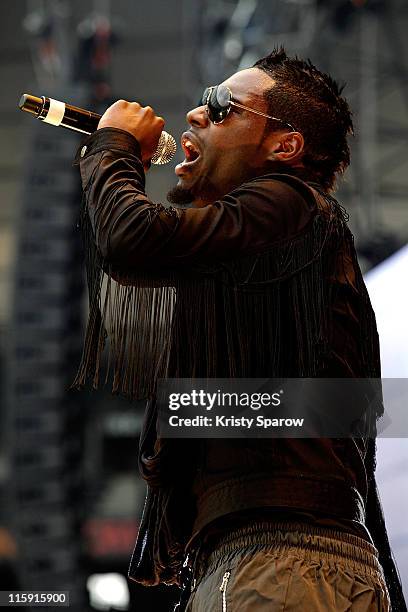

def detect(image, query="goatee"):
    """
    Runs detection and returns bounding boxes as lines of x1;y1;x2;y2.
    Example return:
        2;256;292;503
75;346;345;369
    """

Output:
167;185;195;205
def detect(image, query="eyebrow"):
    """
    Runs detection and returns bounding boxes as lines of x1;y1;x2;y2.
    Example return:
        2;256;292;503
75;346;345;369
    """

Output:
231;93;259;110
231;94;244;106
230;89;258;107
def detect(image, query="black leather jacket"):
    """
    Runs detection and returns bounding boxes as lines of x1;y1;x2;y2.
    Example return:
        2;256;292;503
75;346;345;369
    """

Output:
75;128;395;597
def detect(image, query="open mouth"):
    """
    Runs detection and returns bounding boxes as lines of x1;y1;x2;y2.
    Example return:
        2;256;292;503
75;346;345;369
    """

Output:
181;135;201;165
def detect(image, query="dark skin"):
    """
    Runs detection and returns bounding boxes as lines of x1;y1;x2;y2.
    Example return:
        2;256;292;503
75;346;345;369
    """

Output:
98;67;305;207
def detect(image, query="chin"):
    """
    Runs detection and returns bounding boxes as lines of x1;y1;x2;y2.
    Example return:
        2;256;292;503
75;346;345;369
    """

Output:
167;184;195;205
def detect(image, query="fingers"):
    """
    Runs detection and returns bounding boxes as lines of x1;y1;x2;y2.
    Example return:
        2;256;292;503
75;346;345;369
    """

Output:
98;99;165;131
97;99;166;164
137;104;165;130
106;100;163;121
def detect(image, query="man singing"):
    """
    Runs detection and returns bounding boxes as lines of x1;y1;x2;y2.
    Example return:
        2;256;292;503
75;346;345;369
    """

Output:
73;49;405;610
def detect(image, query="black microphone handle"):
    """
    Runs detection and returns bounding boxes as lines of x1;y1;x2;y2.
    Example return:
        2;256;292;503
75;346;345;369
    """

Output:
18;94;177;165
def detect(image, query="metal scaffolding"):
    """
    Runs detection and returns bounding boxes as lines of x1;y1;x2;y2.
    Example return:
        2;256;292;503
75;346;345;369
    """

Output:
191;0;408;260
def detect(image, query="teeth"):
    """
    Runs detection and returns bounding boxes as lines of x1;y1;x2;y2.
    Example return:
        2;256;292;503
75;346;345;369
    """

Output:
183;138;198;153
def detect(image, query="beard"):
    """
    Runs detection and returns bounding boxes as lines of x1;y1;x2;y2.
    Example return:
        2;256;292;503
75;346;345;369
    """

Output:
167;174;223;208
166;158;302;207
166;185;195;205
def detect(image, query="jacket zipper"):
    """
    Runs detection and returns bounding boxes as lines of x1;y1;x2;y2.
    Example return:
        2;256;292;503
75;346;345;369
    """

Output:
219;571;231;612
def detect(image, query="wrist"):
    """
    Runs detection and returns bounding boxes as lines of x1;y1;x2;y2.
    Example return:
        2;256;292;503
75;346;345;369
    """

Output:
74;127;142;163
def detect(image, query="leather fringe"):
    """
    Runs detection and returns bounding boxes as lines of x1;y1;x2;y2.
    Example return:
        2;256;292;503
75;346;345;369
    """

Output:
72;177;405;607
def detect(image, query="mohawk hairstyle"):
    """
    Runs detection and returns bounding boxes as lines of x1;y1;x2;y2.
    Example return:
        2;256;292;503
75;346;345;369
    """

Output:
253;47;353;191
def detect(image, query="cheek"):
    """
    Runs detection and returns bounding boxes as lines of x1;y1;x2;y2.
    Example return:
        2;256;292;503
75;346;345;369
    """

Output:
215;143;258;176
208;150;254;194
204;124;264;180
211;135;251;162
228;130;263;161
210;122;261;151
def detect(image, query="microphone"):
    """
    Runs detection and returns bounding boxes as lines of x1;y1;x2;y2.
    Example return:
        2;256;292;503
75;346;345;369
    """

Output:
18;93;177;165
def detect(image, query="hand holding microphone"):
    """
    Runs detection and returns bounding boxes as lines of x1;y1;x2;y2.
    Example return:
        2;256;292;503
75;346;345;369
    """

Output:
18;94;177;167
97;99;166;170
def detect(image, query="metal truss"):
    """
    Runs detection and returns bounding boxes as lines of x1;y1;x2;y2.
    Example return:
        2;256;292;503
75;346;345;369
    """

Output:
189;0;408;252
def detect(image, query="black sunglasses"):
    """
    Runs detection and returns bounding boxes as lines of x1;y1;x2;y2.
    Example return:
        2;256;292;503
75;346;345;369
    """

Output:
201;84;297;131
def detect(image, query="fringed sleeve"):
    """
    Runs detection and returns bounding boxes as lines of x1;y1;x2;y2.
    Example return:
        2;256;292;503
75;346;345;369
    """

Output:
70;197;178;400
72;130;400;595
71;128;317;401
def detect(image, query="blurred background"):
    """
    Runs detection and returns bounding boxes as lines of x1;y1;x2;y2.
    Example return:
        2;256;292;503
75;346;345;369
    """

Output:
0;0;407;610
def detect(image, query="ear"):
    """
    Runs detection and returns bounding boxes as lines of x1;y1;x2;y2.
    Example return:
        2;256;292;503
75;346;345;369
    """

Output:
265;131;304;163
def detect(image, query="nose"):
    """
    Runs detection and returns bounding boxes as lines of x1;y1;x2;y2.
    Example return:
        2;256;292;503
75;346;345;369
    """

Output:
186;105;209;128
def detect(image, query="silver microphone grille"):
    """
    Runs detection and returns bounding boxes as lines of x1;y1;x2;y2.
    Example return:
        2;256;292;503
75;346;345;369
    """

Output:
151;131;177;165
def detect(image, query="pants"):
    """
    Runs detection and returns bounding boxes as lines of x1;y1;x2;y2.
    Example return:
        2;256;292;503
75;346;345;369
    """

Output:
184;521;390;611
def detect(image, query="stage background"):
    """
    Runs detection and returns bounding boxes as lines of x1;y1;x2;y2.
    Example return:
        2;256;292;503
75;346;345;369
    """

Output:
0;1;407;609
